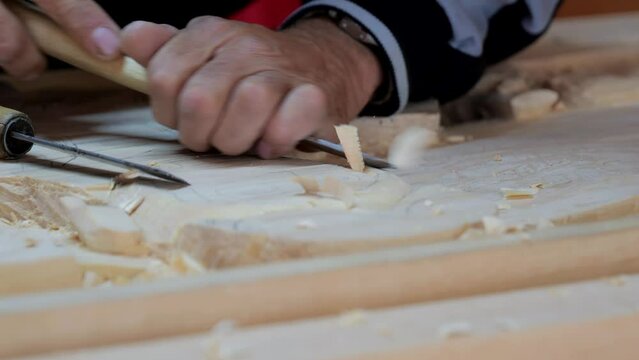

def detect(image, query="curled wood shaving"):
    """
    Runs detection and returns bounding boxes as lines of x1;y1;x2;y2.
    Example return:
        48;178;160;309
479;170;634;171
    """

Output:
387;127;439;169
335;124;365;172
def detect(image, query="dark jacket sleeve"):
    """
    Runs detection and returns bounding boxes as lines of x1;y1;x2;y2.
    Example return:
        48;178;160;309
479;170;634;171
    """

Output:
283;0;563;115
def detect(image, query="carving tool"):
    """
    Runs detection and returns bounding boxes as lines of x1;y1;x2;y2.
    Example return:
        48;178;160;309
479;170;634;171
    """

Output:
8;0;392;169
0;106;189;184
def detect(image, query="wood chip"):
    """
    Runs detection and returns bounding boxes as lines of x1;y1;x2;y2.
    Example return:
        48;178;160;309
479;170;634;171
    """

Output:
113;170;142;186
292;176;320;194
446;135;467;144
510;89;560;121
121;196;145;215
501;187;539;200
482;216;508;235
60;196;149;256
335;124;365;172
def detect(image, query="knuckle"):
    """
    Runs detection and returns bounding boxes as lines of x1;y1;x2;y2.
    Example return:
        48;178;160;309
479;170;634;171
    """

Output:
148;68;179;97
187;16;230;33
236;78;274;104
266;126;295;147
179;86;213;118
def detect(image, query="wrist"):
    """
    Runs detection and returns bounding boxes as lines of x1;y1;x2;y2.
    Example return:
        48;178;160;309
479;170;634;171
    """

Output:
285;18;382;114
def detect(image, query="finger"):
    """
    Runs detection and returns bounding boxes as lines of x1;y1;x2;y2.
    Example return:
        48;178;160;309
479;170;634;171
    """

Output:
121;21;177;67
257;84;328;159
0;2;46;79
210;72;289;155
175;61;240;152
35;0;121;59
146;16;239;128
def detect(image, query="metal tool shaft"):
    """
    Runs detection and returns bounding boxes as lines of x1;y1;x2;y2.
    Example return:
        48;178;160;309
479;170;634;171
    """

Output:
11;132;189;185
301;137;394;169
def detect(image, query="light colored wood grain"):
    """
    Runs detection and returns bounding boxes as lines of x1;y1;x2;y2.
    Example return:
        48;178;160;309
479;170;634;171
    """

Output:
18;273;639;360
349;313;639;360
1;217;639;358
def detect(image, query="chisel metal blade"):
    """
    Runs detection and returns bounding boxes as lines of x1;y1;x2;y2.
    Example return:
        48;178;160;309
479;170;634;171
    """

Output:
11;131;189;185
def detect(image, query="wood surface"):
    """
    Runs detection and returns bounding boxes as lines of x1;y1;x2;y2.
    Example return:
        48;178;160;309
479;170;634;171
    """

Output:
2;217;639;358
18;274;639;359
0;9;639;360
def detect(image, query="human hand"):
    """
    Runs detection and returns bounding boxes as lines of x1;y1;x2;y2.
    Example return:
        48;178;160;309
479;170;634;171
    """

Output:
121;17;381;158
0;0;120;79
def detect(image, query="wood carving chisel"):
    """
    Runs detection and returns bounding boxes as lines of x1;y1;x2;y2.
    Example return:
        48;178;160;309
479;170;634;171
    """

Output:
0;106;189;185
8;0;392;170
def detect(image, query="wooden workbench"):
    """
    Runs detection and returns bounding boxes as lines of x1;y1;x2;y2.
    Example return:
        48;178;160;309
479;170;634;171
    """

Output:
1;11;639;359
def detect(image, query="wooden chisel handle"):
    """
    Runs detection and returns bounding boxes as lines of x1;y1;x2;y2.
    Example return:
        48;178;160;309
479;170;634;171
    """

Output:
7;0;148;94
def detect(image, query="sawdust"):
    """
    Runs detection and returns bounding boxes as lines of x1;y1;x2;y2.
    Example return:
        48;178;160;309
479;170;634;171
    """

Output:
0;176;101;231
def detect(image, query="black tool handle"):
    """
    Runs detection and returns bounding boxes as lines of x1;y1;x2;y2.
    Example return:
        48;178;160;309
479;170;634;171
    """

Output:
0;106;35;159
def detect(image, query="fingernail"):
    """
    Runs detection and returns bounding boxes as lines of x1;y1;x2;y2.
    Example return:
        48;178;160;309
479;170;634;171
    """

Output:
91;27;120;58
257;142;273;159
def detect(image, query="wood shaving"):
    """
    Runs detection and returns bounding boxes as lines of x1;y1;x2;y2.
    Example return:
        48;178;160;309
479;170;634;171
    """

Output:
446;135;467;144
510;89;560;121
84;183;114;191
352;113;440;157
501;187;539;200
482;216;508;235
292;176;320;194
113;170;142;186
530;183;545;189
335;124;365;172
121;196;145;215
494;154;503;162
387;127;439;169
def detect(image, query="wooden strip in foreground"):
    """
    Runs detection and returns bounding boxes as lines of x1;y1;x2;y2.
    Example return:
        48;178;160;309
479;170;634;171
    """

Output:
1;217;639;358
351;313;639;360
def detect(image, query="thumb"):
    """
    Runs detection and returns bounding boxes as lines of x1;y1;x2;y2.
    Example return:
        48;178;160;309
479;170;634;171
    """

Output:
34;0;121;60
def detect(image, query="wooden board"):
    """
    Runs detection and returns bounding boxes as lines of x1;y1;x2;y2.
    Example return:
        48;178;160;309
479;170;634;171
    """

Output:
18;274;639;359
2;216;639;358
1;100;638;271
1;11;639;359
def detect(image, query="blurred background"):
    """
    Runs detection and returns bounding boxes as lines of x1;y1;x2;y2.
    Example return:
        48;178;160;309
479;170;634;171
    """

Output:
558;0;639;17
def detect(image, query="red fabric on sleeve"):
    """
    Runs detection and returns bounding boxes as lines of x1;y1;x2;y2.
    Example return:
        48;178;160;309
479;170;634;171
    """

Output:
229;0;301;29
